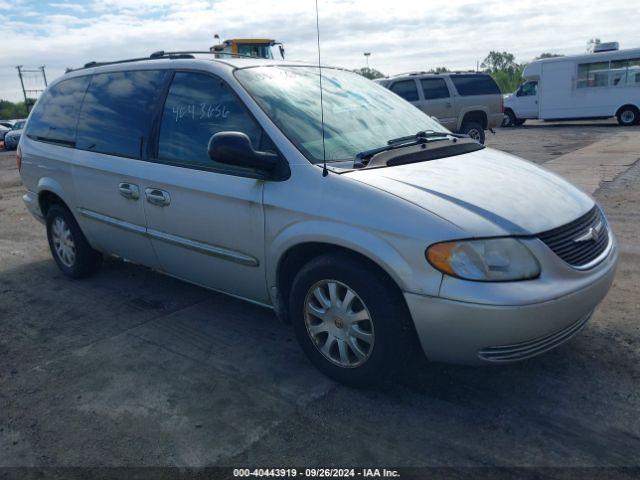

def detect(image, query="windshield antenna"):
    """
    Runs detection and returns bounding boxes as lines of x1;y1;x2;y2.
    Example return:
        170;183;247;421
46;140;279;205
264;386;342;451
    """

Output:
315;0;328;177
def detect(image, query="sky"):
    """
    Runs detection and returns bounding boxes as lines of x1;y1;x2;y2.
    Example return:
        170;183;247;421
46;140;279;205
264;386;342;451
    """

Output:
0;0;638;102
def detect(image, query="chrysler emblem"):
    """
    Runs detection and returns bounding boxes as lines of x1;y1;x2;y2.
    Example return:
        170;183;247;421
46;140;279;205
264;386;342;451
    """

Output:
574;221;603;243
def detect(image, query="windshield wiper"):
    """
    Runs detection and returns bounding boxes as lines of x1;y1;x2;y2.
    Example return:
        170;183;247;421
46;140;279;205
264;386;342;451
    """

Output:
387;130;466;145
355;130;466;162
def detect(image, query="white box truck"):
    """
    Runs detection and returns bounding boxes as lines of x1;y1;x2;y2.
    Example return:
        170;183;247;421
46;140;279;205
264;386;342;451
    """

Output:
504;45;640;126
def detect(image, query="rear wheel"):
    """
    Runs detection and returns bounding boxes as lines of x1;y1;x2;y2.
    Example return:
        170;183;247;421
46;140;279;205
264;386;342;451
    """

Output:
46;204;102;278
461;121;485;144
289;253;414;387
617;106;639;126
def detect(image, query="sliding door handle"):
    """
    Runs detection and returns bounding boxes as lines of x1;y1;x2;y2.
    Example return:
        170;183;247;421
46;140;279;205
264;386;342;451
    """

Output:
145;188;171;207
118;182;140;200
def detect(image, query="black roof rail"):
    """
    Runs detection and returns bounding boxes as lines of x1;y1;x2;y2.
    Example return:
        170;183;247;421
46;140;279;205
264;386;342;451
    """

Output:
67;50;266;73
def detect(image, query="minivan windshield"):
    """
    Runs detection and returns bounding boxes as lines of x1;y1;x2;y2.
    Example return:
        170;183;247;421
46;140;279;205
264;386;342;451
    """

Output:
235;66;447;165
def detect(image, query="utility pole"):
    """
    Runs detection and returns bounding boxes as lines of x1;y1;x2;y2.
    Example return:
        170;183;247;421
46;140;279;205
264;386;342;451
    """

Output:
364;52;371;70
40;66;48;86
16;66;28;104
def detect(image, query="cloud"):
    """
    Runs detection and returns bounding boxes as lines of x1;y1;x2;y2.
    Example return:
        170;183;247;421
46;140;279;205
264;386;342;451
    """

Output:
0;0;638;101
49;2;87;13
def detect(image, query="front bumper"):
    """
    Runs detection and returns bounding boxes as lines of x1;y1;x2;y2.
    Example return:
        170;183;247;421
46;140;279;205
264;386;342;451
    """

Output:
405;241;618;365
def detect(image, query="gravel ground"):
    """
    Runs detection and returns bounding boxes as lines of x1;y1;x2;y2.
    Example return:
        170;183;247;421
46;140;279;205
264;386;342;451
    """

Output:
0;122;639;472
486;119;624;164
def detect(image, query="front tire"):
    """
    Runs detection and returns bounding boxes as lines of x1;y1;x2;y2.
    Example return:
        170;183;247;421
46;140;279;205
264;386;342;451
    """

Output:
289;253;414;387
617;106;639;126
461;121;485;144
503;110;516;127
46;204;102;278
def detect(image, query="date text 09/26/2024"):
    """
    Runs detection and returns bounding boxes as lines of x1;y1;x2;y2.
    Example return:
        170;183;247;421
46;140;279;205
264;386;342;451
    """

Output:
233;468;400;478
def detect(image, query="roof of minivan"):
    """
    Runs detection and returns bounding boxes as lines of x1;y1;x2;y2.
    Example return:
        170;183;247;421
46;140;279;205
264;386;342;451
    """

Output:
66;56;318;75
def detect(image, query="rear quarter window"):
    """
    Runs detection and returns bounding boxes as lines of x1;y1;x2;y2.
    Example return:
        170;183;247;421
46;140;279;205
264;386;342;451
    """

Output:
25;76;91;146
420;78;450;100
450;75;501;96
76;70;168;159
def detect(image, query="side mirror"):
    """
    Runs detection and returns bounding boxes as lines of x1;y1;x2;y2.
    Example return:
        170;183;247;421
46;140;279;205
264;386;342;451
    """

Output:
208;132;279;173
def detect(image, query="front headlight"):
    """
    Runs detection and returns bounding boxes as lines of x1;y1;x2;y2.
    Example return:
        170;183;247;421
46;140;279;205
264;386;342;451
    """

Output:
426;238;540;281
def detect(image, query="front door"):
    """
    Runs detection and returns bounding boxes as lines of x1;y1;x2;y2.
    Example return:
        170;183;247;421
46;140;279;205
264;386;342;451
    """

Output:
140;71;274;304
514;81;539;118
418;77;456;130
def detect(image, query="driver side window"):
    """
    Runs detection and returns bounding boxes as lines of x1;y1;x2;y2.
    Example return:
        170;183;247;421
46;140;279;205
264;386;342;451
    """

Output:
518;81;537;97
158;71;270;173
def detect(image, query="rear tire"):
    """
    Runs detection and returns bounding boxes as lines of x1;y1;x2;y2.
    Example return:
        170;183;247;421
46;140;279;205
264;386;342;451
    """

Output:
289;253;414;387
617;106;639;126
461;121;485;144
46;204;102;279
514;118;526;126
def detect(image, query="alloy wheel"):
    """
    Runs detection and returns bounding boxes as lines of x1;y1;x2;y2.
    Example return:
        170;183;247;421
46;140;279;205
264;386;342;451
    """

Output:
51;217;76;267
304;279;375;368
467;128;481;141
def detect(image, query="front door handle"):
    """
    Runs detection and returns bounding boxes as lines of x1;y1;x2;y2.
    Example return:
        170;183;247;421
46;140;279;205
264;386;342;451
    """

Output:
145;188;171;207
445;102;452;108
118;182;139;200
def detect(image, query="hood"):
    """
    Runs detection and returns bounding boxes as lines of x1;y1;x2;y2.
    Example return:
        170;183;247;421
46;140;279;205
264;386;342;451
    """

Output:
503;93;516;106
344;147;593;237
6;129;23;138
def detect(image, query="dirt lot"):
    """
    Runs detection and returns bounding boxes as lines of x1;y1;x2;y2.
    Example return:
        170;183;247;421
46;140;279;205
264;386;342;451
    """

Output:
1;122;639;472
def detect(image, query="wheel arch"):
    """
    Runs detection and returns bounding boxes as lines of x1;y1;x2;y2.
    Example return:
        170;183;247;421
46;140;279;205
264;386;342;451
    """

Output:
37;177;69;217
270;224;415;323
615;103;639;117
458;108;488;131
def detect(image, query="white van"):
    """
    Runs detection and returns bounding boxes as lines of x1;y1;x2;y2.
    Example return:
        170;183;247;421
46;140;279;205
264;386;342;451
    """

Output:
504;46;640;126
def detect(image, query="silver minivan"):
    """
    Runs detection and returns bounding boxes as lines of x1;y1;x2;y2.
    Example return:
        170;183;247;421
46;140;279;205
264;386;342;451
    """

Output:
18;55;617;386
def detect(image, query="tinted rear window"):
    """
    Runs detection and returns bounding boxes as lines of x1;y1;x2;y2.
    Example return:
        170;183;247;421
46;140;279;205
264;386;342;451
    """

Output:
450;75;500;96
420;78;450;100
25;76;90;146
390;80;419;102
76;70;168;159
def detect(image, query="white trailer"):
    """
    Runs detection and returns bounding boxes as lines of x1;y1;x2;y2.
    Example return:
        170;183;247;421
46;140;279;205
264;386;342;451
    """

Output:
504;46;640;126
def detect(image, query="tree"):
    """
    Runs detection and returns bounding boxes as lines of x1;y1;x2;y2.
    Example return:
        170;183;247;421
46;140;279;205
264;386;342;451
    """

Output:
353;67;385;80
536;52;564;59
0;100;30;120
427;67;450;74
480;51;524;93
481;51;519;75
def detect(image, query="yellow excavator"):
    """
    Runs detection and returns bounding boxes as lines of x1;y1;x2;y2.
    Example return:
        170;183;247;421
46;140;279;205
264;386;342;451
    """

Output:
210;38;285;59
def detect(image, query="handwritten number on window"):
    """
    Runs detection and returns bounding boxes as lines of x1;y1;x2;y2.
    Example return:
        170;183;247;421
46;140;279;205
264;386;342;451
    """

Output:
173;103;230;122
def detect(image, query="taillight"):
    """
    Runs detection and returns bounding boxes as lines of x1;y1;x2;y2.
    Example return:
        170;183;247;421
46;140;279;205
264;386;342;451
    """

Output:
16;145;22;172
500;96;504;113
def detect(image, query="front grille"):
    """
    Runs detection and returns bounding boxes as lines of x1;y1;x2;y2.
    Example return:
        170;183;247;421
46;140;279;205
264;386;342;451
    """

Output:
478;311;592;362
537;206;610;268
